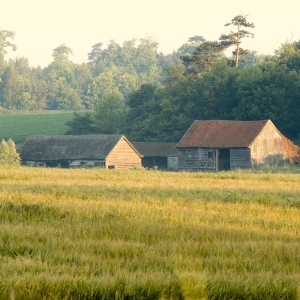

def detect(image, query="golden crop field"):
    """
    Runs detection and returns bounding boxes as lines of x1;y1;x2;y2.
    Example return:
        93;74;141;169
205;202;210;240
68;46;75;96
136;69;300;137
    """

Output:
1;166;300;299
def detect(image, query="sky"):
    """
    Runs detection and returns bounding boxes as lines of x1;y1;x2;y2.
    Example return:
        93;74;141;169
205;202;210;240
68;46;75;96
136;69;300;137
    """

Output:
1;0;300;68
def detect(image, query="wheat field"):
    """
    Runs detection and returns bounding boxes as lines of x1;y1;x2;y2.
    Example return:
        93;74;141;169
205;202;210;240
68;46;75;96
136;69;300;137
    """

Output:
0;166;300;299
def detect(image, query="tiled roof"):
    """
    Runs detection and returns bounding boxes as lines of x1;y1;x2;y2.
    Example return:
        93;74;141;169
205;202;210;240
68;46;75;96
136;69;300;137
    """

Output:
177;120;269;148
132;142;178;157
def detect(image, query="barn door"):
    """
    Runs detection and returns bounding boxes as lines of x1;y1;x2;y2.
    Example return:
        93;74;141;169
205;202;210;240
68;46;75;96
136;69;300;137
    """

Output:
218;149;230;171
207;150;217;172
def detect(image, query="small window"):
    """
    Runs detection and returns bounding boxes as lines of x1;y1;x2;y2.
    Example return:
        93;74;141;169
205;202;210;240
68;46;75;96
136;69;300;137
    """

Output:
179;149;190;156
95;161;105;168
108;165;115;169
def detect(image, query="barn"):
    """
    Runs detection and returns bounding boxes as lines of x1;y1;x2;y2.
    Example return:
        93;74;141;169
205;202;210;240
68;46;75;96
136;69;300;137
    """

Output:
20;135;143;169
132;142;178;170
176;119;298;172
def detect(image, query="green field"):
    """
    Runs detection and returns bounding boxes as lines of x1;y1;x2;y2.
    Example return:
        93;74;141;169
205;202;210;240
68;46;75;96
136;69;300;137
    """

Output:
0;166;300;299
0;110;76;144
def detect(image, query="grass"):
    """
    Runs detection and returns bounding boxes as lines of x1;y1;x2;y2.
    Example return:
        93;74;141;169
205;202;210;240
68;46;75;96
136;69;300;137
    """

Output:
0;166;300;299
0;110;76;144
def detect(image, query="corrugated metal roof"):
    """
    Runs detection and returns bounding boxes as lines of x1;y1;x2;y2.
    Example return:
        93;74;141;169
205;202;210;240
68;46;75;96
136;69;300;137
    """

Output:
20;135;142;161
177;120;269;148
132;142;178;157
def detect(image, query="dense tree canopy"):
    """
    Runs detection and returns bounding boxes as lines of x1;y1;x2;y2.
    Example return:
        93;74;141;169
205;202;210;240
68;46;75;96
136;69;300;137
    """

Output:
1;21;300;143
233;61;300;138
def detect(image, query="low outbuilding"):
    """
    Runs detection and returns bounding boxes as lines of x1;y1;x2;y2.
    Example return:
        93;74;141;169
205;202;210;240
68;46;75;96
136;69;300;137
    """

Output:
132;142;178;170
176;119;298;172
20;135;142;169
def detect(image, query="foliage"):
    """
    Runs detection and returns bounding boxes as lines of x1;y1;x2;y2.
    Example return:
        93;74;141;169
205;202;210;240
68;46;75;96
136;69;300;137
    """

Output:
0;27;16;75
2;23;300;143
124;61;239;142
65;111;95;135
181;40;226;75
43;45;85;110
0;139;20;165
274;40;300;72
233;61;300;138
0;167;300;299
87;38;162;89
87;42;103;62
196;60;239;119
220;14;255;67
52;44;73;62
85;70;116;108
0;36;167;111
93;90;128;134
125;84;162;141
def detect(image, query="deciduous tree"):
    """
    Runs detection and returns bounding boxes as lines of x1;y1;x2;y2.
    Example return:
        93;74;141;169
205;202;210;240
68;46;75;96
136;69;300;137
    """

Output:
233;62;300;139
85;71;116;108
94;90;128;134
196;60;239;119
0;27;16;76
65;112;95;135
0;139;20;165
274;40;300;72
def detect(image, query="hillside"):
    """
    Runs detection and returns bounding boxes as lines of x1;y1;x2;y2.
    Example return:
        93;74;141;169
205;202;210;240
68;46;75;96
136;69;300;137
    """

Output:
0;110;77;144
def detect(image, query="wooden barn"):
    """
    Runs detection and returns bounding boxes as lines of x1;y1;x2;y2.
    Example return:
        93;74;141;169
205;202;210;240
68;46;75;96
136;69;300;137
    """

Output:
132;142;178;170
176;119;297;172
20;135;142;169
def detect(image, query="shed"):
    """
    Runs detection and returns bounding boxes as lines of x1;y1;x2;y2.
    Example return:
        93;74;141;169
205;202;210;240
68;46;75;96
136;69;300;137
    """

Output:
132;142;178;170
176;119;296;172
20;135;142;169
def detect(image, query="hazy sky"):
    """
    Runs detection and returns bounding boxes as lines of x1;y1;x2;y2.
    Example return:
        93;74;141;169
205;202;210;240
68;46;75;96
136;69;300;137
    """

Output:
2;0;300;67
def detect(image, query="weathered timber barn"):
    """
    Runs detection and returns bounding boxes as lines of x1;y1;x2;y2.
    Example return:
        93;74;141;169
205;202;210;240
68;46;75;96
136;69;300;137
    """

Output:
20;135;142;169
132;142;178;170
176;120;296;172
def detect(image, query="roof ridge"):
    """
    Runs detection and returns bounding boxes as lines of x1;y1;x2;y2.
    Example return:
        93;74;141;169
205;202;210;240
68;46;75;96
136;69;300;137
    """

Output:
177;119;271;148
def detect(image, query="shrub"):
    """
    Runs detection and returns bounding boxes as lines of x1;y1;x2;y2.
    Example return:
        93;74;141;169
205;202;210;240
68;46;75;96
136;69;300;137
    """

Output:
0;139;20;165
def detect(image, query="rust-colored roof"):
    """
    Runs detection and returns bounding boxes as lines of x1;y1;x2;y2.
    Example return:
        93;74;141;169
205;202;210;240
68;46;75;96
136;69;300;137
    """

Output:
177;120;269;148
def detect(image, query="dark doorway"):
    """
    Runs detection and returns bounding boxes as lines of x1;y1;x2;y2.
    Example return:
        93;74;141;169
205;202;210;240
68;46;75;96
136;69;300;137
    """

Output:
219;149;230;171
141;157;168;169
45;160;69;168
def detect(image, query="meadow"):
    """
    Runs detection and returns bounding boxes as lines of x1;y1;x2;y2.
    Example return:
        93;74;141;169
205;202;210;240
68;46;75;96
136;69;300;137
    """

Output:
0;110;76;144
0;166;300;299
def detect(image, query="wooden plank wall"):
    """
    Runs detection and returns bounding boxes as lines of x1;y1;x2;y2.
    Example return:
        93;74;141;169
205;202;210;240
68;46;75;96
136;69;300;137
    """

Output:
250;121;290;167
178;148;217;172
106;138;141;169
230;148;251;170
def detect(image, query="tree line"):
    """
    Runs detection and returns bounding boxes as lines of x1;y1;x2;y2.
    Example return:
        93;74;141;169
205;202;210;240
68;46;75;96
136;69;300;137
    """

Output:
1;15;300;142
0;31;191;110
66;15;300;141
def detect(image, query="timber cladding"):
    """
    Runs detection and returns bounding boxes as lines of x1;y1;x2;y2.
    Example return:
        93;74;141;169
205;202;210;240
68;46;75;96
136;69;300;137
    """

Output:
106;138;142;169
250;121;290;167
20;135;142;169
176;119;299;172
